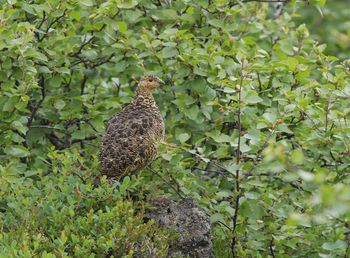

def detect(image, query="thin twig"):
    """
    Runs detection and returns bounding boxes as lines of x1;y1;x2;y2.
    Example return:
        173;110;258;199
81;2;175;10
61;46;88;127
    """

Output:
191;166;228;178
325;100;330;132
295;107;323;134
217;221;232;231
29;125;64;131
344;229;350;258
72;36;95;57
229;0;289;7
27;74;45;128
242;0;289;2
71;136;97;144
35;11;47;40
269;238;276;258
162;141;232;174
38;9;67;42
231;58;245;257
90;54;115;68
146;167;185;199
257;71;262;92
80;75;88;95
245;172;311;193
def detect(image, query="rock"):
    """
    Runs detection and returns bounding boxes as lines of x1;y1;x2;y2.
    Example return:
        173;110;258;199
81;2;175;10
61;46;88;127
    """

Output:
145;196;214;258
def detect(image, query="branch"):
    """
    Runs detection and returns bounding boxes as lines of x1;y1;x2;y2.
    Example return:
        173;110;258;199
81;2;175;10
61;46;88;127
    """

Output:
90;54;115;68
80;75;88;95
191;166;228;179
257;71;262;91
70;35;95;58
68;10;120;58
229;0;289;7
344;231;350;258
46;133;66;149
27;74;46;128
325;100;330;132
162;141;233;175
70;54;115;69
241;0;289;3
216;221;232;231
71;135;97;144
38;9;67;42
269;238;276;258
245;172;312;194
29;125;64;131
231;58;245;257
47;132;97;150
146;167;185;199
35;11;47;40
297;108;323;134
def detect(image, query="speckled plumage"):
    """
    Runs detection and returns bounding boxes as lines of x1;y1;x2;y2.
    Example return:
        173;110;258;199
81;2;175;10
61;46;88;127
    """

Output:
99;76;165;181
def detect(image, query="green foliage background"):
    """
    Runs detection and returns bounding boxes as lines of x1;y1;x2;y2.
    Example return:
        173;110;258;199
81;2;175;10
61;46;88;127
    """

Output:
0;0;350;257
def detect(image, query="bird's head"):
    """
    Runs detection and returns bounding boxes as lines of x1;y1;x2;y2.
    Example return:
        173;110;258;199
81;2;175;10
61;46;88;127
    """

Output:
137;75;164;91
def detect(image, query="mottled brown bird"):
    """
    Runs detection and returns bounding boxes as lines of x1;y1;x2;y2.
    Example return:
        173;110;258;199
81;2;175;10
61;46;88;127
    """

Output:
99;75;165;181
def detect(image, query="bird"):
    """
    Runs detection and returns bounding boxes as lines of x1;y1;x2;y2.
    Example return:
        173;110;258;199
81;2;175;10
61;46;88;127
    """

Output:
99;75;165;181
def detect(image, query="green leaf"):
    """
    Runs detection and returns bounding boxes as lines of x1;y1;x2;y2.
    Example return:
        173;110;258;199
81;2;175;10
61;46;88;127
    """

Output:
117;0;138;9
5;145;30;157
216;191;231;199
11;121;28;135
177;133;190;143
211;213;225;223
38;66;51;73
71;130;87;140
225;206;235;216
208;19;224;28
152;9;178;20
206;131;231;143
322;240;346;251
319;0;326;6
56;67;70;75
244;90;263;104
158;47;178;59
281;57;299;70
279;39;294;55
277;124;293;134
117;21;127;34
24;50;48;62
291;148;304;164
184;105;199;121
193;66;207;76
79;0;94;7
54;99;66;110
263;112;277;124
287;213;311;227
191;78;207;95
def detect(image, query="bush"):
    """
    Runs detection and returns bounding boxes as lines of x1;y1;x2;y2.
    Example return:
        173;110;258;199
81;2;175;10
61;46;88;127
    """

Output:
0;0;349;257
0;149;171;257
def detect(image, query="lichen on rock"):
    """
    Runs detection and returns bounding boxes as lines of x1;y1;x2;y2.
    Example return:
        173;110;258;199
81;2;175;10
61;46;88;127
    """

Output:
145;196;214;258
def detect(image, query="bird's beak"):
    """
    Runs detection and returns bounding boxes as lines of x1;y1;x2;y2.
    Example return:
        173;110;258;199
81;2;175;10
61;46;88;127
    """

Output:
158;78;165;85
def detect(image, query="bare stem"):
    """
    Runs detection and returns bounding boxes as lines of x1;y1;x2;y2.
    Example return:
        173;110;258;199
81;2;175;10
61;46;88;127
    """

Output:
231;58;245;257
269;238;276;258
146;166;185;199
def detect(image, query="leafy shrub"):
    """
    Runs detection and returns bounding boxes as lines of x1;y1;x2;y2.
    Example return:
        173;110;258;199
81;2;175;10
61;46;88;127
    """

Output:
0;149;171;257
0;0;350;257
